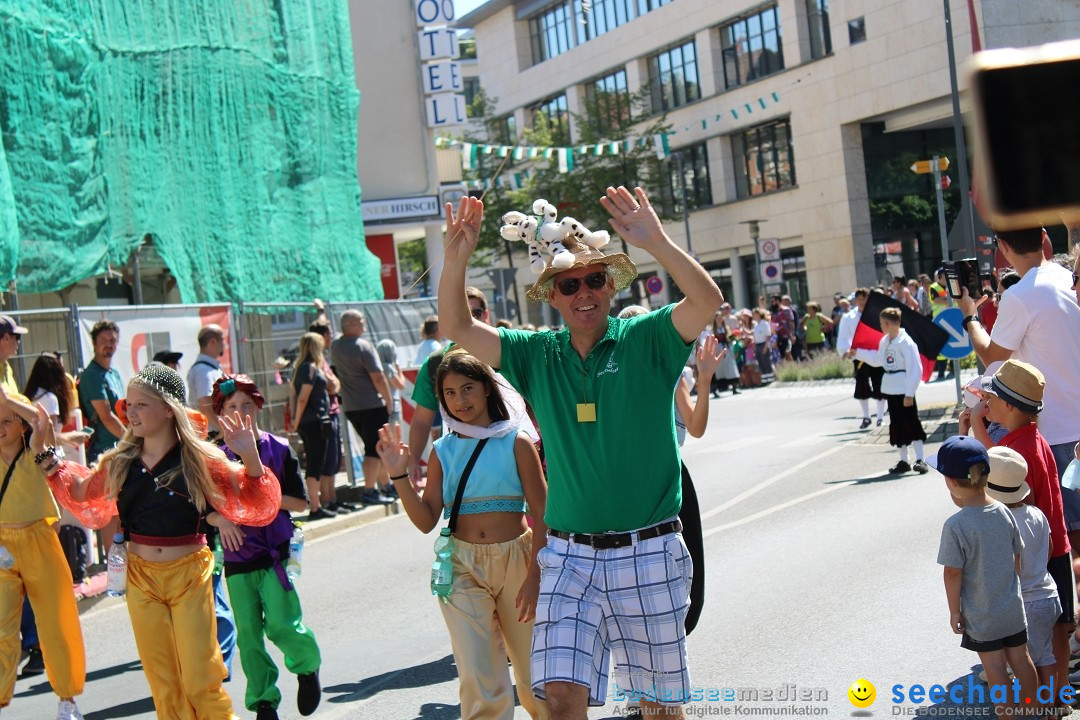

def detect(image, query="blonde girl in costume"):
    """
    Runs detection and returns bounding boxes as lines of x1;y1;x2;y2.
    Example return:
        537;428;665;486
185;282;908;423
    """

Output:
0;390;85;720
376;350;550;720
29;364;281;720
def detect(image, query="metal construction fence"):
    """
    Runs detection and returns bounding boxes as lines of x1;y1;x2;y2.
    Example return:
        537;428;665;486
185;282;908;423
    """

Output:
6;298;439;442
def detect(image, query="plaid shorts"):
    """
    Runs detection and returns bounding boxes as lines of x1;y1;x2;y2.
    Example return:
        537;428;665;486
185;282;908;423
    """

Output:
530;525;693;706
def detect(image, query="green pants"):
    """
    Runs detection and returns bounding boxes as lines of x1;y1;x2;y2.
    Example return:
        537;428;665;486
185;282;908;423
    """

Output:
225;568;321;711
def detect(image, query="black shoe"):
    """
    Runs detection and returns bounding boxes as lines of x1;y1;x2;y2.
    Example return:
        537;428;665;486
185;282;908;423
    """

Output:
297;670;322;716
306;507;335;521
877;417;884;426
913;460;929;474
361;488;394;505
255;702;280;720
339;500;363;511
889;461;912;474
731;387;740;395
381;484;399;500
327;501;352;514
21;646;44;677
859;418;871;430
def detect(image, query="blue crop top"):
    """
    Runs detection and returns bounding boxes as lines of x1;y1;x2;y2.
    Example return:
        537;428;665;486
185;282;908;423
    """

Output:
435;430;527;519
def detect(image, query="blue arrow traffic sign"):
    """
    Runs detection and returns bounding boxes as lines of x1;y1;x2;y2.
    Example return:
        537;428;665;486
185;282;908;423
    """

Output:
934;308;973;360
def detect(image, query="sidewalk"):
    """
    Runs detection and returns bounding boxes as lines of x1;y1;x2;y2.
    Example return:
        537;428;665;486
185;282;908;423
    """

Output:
73;473;401;615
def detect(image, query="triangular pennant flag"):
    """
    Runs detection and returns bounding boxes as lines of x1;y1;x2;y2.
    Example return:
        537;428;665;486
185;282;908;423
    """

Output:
514;147;525;160
483;145;495;154
653;133;670;160
609;141;620;155
701;119;708;130
462;143;476;170
759;98;767;109
594;144;604;156
772;92;780;102
529;148;541;158
557;147;574;173
498;146;510;157
543;148;555;159
744;103;753;114
435;137;447;147
715;114;722;122
731;109;739;119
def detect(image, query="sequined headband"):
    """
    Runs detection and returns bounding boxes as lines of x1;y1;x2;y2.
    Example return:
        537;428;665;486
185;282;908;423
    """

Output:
130;365;187;405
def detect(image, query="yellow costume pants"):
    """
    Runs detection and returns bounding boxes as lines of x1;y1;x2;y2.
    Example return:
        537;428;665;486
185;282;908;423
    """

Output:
0;520;85;707
128;547;237;720
440;530;549;720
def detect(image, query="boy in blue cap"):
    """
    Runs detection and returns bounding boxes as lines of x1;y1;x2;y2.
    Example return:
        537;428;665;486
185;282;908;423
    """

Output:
935;435;1039;711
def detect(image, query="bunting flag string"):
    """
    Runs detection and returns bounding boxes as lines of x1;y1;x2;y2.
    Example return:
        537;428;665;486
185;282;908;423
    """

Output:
434;91;784;173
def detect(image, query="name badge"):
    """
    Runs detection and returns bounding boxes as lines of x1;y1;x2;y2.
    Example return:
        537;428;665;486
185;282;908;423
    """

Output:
576;403;596;423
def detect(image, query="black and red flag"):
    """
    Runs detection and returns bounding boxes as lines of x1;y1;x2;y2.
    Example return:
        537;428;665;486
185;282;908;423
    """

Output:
851;292;950;382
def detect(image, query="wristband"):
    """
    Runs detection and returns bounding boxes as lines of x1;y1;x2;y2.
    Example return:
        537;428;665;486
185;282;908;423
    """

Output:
389;473;409;481
34;446;56;465
961;315;979;329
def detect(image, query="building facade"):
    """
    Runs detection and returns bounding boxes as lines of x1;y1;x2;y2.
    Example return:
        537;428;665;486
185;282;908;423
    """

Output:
458;0;1080;312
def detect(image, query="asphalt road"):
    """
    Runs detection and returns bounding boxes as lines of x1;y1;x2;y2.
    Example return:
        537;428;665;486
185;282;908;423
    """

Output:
13;374;996;719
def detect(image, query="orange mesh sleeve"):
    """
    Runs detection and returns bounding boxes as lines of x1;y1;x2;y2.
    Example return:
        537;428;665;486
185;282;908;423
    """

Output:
45;461;117;530
207;459;282;528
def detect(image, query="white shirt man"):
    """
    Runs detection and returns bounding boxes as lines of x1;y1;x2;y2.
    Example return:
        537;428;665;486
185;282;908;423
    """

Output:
187;324;226;433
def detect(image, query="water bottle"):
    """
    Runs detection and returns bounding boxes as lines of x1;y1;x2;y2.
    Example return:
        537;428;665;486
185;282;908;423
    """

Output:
431;528;454;601
106;533;127;597
0;545;14;571
286;524;304;580
212;536;224;576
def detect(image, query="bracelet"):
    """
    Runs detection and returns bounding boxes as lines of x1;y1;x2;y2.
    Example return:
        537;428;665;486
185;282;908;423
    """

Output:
389;473;409;481
34;446;56;465
961;315;980;329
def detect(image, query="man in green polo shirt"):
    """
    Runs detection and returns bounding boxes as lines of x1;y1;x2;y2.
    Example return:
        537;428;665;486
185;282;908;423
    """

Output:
439;187;722;719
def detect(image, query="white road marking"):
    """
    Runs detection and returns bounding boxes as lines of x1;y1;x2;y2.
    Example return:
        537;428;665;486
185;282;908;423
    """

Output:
698;444;847;522
687;436;772;455
702;480;857;537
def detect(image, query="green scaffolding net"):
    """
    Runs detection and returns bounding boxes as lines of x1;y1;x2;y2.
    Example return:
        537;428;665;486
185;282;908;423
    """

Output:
0;0;382;303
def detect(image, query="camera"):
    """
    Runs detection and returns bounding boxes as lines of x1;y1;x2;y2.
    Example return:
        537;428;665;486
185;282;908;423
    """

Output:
969;39;1080;230
942;259;981;300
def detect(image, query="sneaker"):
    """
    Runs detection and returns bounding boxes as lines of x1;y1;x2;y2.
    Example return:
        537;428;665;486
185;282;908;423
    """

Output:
297;670;322;716
624;702;643;719
21;646;45;677
305;507;336;521
913;460;929;474
889;461;912;474
56;700;83;720
361;488;394;505
327;501;352;514
255;702;280;720
859;418;871;430
381;484;399;500
338;500;363;511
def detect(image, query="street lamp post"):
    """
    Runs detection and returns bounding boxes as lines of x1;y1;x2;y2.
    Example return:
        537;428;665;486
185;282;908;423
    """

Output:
674;151;694;257
741;219;766;307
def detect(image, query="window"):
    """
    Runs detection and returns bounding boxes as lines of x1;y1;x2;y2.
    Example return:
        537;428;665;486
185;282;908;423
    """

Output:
496;115;518;145
637;0;673;13
649;41;700;112
732;119;796;198
585;69;631;132
575;0;634;41
660;143;712;214
848;16;866;45
529;4;577;64
463;77;481;117
806;0;832;58
720;5;784;90
535;94;570;145
529;0;672;65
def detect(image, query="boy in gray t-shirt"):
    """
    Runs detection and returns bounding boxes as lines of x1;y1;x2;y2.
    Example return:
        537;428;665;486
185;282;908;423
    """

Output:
933;436;1038;710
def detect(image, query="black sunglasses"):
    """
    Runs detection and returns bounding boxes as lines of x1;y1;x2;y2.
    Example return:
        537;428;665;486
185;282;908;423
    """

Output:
470;307;485;320
556;271;607;297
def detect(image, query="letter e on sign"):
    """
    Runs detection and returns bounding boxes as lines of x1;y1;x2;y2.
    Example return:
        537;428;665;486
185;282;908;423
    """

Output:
415;0;455;26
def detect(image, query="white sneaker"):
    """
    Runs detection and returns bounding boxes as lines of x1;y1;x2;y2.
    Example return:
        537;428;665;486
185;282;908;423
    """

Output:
56;700;83;720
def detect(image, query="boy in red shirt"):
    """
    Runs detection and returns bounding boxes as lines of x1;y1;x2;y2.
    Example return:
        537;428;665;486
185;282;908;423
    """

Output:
975;359;1073;701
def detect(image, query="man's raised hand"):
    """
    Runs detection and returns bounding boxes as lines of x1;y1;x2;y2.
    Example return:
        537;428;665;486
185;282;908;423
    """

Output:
444;196;484;264
599;186;666;250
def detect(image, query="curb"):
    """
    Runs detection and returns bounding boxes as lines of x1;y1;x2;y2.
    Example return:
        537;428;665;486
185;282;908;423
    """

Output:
857;403;962;445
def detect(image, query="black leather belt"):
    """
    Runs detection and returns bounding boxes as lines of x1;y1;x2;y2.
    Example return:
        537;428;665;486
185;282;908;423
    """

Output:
548;519;683;550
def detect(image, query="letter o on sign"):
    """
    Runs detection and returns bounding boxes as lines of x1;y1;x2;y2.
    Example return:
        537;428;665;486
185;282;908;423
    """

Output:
416;0;455;25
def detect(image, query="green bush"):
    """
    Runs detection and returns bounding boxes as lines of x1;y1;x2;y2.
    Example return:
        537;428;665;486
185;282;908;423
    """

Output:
774;354;856;383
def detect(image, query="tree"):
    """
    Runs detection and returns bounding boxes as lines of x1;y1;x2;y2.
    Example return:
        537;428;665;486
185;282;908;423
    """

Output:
453;85;675;268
